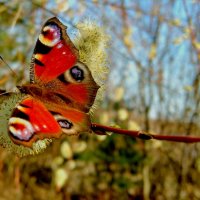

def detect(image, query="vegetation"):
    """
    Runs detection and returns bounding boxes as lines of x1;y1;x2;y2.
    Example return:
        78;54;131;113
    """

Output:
0;1;200;199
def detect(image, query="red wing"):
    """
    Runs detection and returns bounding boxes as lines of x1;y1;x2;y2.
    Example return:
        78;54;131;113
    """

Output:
8;96;91;147
30;17;78;83
44;61;99;112
8;96;62;147
30;17;99;112
45;102;91;135
6;18;99;149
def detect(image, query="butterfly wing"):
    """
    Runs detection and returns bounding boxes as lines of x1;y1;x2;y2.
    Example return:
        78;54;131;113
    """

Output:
30;17;78;83
30;17;99;112
8;96;62;147
8;95;90;147
1;18;99;153
45;101;91;135
42;61;99;112
8;18;99;148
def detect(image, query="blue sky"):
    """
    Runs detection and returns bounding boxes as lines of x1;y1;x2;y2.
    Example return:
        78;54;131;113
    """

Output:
39;0;200;120
1;0;198;121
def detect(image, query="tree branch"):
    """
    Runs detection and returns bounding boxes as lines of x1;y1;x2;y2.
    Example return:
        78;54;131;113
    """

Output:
91;123;200;143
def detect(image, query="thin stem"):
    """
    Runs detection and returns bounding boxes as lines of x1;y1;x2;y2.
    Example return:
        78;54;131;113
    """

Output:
91;123;200;143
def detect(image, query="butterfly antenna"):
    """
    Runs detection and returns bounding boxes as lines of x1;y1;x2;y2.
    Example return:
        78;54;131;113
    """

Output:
0;91;11;96
0;56;17;78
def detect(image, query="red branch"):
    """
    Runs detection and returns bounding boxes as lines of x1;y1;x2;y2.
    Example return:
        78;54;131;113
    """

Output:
91;123;200;143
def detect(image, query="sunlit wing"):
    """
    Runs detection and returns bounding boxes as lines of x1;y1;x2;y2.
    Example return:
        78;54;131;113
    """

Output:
30;17;99;112
30;17;78;83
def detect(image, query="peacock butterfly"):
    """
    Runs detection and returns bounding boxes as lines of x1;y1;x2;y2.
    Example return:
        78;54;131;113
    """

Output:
0;17;99;152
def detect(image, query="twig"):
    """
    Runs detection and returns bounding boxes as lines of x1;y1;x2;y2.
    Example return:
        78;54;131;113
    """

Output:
91;123;200;143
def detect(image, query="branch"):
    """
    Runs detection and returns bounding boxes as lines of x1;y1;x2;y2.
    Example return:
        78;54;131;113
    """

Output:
91;123;200;143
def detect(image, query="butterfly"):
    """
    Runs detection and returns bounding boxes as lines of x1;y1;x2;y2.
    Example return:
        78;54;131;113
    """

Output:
0;17;99;154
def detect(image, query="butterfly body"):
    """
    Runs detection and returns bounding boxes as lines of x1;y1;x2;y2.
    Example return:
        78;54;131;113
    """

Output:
1;17;99;149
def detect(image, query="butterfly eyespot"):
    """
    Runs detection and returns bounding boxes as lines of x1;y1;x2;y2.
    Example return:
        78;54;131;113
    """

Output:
53;114;73;130
58;62;90;84
39;25;61;47
70;66;84;82
9;117;34;141
57;119;73;129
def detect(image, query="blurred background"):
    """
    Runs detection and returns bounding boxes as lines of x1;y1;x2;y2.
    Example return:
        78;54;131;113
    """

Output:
0;0;200;199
